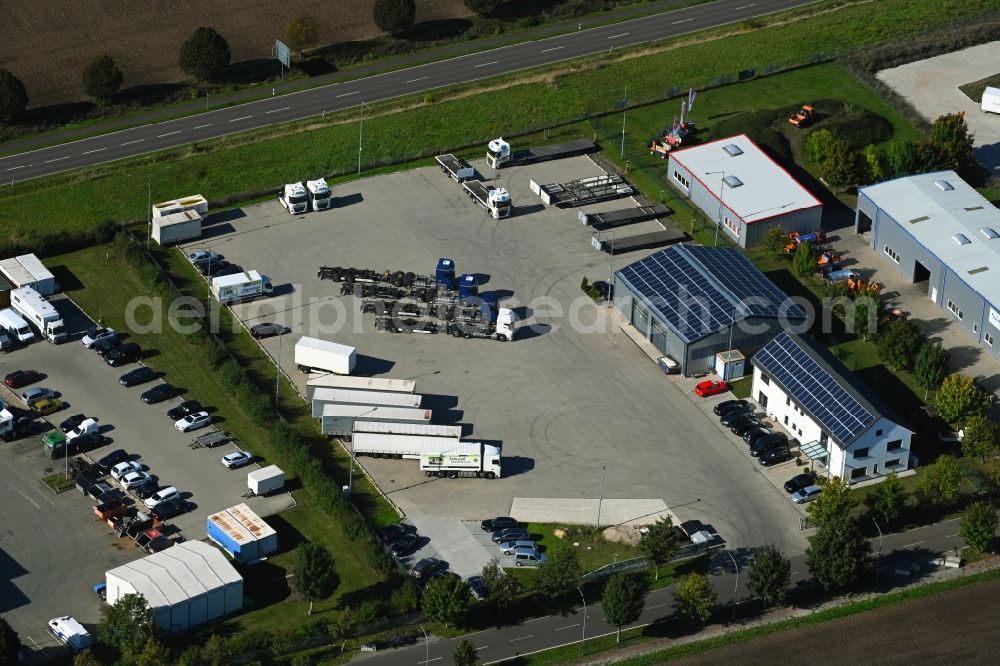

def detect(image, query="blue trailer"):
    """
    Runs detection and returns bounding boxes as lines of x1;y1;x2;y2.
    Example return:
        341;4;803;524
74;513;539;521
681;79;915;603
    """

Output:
207;504;278;563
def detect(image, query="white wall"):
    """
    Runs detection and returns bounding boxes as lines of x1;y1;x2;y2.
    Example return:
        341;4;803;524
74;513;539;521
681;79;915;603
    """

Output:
750;365;824;444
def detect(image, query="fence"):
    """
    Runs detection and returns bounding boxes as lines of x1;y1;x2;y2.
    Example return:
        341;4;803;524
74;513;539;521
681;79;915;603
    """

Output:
580;540;714;582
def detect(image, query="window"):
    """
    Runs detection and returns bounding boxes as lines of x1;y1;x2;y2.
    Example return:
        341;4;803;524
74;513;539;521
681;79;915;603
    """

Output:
786;396;791;406
852;467;868;480
887;439;903;451
758;392;768;409
672;171;690;190
784;415;789;425
883;245;900;263
724;216;739;234
886;458;901;468
820;432;829;444
854;447;869;459
987;332;995;347
947;299;964;320
974;323;979;334
875;429;883;437
791;423;797;433
760;373;770;385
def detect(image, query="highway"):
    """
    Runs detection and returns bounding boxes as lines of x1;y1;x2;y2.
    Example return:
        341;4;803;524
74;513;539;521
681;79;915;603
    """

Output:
355;517;970;665
0;0;817;184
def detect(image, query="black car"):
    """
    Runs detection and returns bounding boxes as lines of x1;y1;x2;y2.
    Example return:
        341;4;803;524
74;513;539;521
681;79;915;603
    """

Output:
481;516;519;532
96;449;130;475
140;383;176;404
201;260;231;277
492;527;529;544
467;575;487;601
390;533;419;558
784;472;819;493
212;264;244;278
69;432;111;452
94;335;123;356
381;524;410;544
250;323;290;339
750;433;788;457
151;498;190;521
743;428;773;445
720;406;754;426
679;519;708;538
134;478;160;500
106;342;141;367
167;400;202;420
59;413;87;433
730;417;762;436
387;635;416;648
713;399;749;416
411;558;445;579
119;366;157;387
759;446;792;467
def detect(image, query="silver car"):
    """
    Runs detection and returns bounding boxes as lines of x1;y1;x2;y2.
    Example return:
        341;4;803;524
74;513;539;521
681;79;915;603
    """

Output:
499;540;537;556
790;485;823;504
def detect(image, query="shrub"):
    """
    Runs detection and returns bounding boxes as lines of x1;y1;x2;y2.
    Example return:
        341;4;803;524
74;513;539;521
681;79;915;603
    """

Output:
825;110;893;150
0;68;28;123
91;219;119;244
218;359;246;391
178;27;231;81
464;0;502;16
83;54;124;104
372;0;416;36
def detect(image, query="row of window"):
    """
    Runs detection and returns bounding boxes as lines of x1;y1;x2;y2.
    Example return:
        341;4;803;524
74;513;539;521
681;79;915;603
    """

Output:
947;299;964;320
883;245;900;263
852;459;903;480
853;440;903;459
672;170;690;190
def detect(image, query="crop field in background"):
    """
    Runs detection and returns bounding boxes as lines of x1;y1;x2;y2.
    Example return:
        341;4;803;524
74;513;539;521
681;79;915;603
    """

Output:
0;0;467;106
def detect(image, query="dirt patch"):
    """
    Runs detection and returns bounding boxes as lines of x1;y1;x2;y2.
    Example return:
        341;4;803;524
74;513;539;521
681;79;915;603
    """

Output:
602;524;647;547
0;0;468;106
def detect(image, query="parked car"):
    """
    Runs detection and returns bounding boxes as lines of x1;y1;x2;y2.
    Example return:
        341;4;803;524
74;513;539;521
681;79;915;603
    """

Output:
784;472;819;494
59;413;87;433
694;380;728;397
381;524;410;544
82;327;115;349
200;260;231;277
514;550;547;567
250;323;290;339
69;432;111;451
387;634;416;648
790;485;823;504
144;486;180;509
188;250;222;264
720;406;754;426
467;576;487;601
390;533;419;558
106;342;141;367
499;540;537;556
713;399;749;416
411;558;445;579
93;335;123;356
212;264;244;278
221;450;253;469
119;471;153;490
679;519;708;539
759;446;792;466
140;384;176;405
750;433;788;457
119;367;156;387
730;417;763;436
32;398;64;415
22;387;58;403
4;370;41;388
167;400;202;420
175;411;211;432
134;479;160;500
0;331;12;351
481;516;519;532
492;527;529;544
110;460;143;481
150;498;190;521
744;428;773;445
96;449;130;475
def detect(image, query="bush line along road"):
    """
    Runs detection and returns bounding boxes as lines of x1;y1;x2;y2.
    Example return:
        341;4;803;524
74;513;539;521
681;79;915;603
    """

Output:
0;0;816;183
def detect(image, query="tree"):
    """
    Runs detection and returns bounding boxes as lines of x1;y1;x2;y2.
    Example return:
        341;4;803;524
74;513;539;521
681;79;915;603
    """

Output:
535;548;581;599
876;318;923;371
372;0;416;36
746;543;791;608
601;573;649;642
792;240;817;278
673;573;717;625
822;145;865;191
422;575;472;627
83;54;124;104
481;558;523;609
73;652;101;666
866;471;905;527
294;543;337;614
639;516;681;579
861;144;885;184
453;639;480;666
961;415;999;463
754;226;788;262
885;140;920;178
806;476;857;526
936;374;990;424
98;593;158;656
0;617;20;665
135;638;172;666
805;515;870;591
914;341;950;398
918;454;962;506
178;27;231;81
804;128;838;165
930;112;976;174
285;16;318;58
0;68;28;124
464;0;503;15
848;292;881;340
960;501;998;553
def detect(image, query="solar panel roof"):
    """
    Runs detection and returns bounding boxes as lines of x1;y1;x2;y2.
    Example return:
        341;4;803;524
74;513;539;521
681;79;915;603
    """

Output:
616;245;804;343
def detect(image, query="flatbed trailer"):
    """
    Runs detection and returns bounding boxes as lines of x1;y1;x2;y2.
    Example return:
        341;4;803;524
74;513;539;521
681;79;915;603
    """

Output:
462;180;512;219
578;204;671;230
591;226;685;254
435;154;475;182
530;174;633;208
190;430;230;449
488;138;597;168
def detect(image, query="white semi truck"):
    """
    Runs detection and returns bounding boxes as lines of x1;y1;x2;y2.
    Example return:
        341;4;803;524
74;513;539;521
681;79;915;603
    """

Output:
462;181;511;219
307;178;333;210
10;286;67;343
295;336;356;375
320;405;431;438
351;422;501;478
486;137;597;169
0;307;35;343
447;307;516;341
211;271;273;304
279;182;309;214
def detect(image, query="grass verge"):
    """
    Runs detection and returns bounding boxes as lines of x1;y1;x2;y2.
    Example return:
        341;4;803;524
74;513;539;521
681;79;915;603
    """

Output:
40;471;74;493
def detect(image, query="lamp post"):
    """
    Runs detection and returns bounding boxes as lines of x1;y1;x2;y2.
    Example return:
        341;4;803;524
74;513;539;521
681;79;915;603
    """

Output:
607;230;615;308
596;464;606;529
420;625;428;664
347;407;379;496
146;179;152;249
620;85;628;160
577;586;587;651
873;518;884;585
705;170;727;247
726;550;739;623
357;100;364;175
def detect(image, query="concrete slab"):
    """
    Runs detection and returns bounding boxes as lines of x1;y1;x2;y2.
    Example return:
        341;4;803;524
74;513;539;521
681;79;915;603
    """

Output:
509;498;672;526
401;513;495;579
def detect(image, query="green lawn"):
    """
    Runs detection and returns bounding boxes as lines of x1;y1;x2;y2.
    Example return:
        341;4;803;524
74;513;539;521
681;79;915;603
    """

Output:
526;523;644;571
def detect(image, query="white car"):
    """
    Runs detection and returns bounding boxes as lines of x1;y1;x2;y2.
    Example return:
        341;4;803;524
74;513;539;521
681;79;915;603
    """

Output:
144;486;180;508
175;411;211;432
81;327;115;349
22;387;58;404
221;451;253;469
790;485;823;504
119;470;152;490
110;460;142;481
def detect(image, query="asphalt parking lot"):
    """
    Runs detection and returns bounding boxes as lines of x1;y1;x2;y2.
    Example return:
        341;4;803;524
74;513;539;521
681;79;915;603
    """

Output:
181;154;809;574
0;299;289;657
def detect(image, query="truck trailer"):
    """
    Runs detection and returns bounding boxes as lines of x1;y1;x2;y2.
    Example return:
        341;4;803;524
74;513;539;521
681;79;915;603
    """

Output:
321;404;431;438
435;154;476;181
0;307;34;343
462;180;512;219
10;286;66;343
307;178;333;210
211;270;273;304
486;137;597;169
279;182;309;214
578;204;671;230
591;227;685;254
248;465;285;495
295;337;356;375
351;426;501;478
152;210;202;246
311;387;421;416
306;373;416;397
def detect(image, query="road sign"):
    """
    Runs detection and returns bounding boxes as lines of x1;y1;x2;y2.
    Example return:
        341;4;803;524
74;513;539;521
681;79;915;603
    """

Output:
274;40;291;68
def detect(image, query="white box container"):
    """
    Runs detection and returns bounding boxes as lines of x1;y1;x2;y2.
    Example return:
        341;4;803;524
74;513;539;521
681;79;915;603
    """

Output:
295;336;356;375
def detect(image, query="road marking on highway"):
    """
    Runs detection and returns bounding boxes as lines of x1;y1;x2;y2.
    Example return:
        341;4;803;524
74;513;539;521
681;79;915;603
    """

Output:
478;645;488;650
607;32;630;39
475;61;498;68
672;18;693;24
157;130;182;137
337;91;359;97
647;602;669;609
229;116;253;122
193;124;213;130
265;107;290;114
510;635;534;642
6;165;26;170
121;138;144;145
735;3;756;9
417;659;441;664
947;533;959;537
554;624;579;631
406;76;429;83
541;46;564;53
903;540;925;548
43;156;70;163
81;148;106;155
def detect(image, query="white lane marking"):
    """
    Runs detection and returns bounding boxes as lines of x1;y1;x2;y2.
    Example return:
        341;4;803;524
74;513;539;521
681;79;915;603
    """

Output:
157;130;181;137
15;488;40;509
903;540;925;548
947;533;959;538
337;91;359;98
607;32;629;39
6;165;26;170
478;645;488;650
672;18;693;24
43;156;69;163
121;138;144;145
509;635;533;642
81;148;105;155
417;659;441;665
474;61;498;68
541;46;564;53
193;124;213;130
647;602;669;609
406;76;429;83
554;623;579;631
229;116;252;122
735;3;756;9
265;107;290;114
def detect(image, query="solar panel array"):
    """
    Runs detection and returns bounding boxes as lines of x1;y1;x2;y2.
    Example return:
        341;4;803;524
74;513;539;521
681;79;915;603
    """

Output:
754;332;875;445
617;245;801;343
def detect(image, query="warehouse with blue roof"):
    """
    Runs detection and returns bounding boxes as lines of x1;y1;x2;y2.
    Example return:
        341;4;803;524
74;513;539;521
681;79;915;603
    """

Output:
613;244;805;376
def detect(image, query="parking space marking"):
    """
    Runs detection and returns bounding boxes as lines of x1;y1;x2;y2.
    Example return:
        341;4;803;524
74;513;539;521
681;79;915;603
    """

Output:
417;658;441;664
14;487;41;509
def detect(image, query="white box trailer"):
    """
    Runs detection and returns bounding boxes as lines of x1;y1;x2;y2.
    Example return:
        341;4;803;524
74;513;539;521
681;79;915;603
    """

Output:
248;465;284;495
152;194;208;218
295;336;356;375
351;427;501;478
211;270;273;304
152;210;202;245
0;253;57;295
983;86;1000;114
321;404;431;438
351;429;462;457
353;421;462;438
311;387;421;417
306;373;416;396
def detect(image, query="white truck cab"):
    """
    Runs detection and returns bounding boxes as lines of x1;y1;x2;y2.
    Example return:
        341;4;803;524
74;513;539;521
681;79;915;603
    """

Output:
279;182;309;214
306;178;333;210
486;137;512;169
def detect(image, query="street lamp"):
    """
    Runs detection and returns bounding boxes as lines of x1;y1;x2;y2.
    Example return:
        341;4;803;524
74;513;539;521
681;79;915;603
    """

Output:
577;586;587;652
873;518;884;585
347;407;379;495
146;179;152;249
704;170;727;247
726;550;739;623
419;625;428;665
607;230;615;308
596;465;606;529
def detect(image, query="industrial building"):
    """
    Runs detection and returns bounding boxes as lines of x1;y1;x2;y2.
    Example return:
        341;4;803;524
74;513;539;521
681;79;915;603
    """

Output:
105;540;243;634
0;253;57;295
666;134;823;248
614;244;805;376
855;170;1000;362
207;503;279;563
751;332;913;483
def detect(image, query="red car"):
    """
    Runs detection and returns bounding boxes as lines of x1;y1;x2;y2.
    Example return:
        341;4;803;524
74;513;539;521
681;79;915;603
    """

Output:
4;370;41;389
694;380;729;397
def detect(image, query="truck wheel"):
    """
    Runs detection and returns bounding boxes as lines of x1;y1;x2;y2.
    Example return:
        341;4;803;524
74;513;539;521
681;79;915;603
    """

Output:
451;330;462;338
448;471;458;479
425;471;434;477
496;334;507;342
464;333;472;339
486;472;496;479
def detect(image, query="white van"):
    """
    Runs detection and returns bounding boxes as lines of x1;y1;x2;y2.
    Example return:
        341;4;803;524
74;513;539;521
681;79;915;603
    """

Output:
48;616;92;652
982;86;1000;114
0;308;34;343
